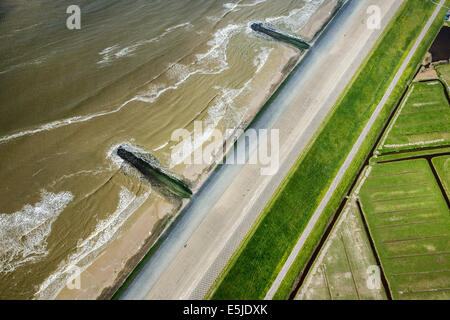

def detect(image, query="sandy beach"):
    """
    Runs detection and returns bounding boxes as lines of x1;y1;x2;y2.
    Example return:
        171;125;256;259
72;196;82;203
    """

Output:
298;0;343;42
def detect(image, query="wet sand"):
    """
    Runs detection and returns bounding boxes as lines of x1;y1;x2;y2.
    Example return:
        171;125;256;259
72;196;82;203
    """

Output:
56;198;174;299
298;0;342;42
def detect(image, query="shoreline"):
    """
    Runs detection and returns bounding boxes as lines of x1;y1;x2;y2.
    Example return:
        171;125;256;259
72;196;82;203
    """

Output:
54;0;343;300
54;46;301;301
298;0;345;43
56;46;301;301
136;0;405;300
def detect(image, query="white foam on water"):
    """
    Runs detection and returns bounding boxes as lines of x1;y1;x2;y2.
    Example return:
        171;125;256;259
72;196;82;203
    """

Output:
197;24;241;64
223;2;239;10
0;8;275;146
48;168;109;189
97;23;192;66
168;83;251;167
106;143;126;169
133;29;272;164
169;87;240;168
96;44;120;65
0;57;47;75
265;0;324;34
168;45;271;167
106;141;154;170
206;15;221;24
223;0;266;11
153;141;169;152
0;95;139;145
136;23;243;104
253;47;273;74
0;191;74;274
0;3;307;146
136;69;202;104
35;186;150;300
106;141;180;182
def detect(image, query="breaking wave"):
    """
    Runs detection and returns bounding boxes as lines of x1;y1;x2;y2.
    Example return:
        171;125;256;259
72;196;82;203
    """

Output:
223;0;267;11
35;186;150;299
97;22;192;65
0;191;74;274
136;23;242;104
253;47;272;73
0;23;243;146
0;95;138;145
169;47;272;167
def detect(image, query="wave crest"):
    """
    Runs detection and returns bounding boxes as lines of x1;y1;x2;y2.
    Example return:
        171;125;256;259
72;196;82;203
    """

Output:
0;191;74;273
35;186;150;299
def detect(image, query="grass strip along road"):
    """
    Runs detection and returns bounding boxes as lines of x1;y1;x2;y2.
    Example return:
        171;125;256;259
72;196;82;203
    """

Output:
210;0;449;300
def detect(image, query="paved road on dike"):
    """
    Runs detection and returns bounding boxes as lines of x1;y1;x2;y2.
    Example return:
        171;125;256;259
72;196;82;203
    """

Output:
265;0;445;299
120;0;404;300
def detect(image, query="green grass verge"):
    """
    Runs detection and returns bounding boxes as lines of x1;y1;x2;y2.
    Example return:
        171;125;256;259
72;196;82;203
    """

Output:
274;1;450;300
436;64;450;90
432;155;450;198
208;0;449;300
359;158;450;299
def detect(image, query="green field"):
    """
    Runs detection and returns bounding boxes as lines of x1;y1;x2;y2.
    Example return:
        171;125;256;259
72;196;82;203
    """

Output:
436;64;450;89
209;0;448;300
432;155;450;198
359;159;450;300
296;197;387;300
372;146;450;164
377;81;450;154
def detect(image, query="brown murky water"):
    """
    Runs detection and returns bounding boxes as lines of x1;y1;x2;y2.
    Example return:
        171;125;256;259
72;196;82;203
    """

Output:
0;0;324;299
